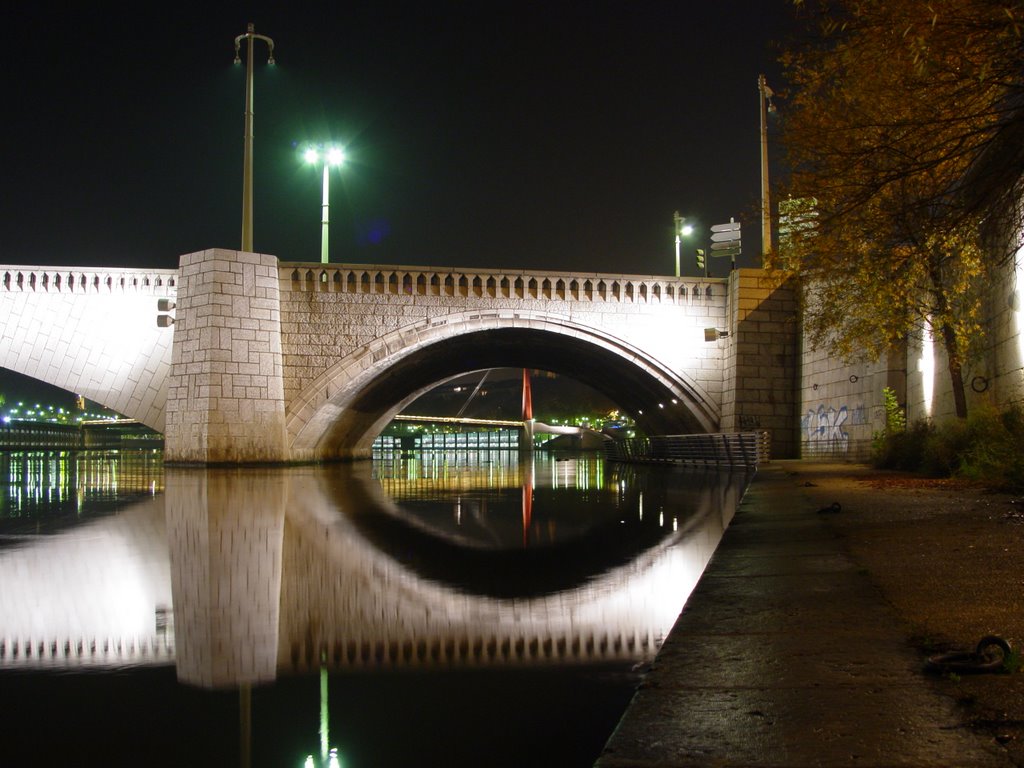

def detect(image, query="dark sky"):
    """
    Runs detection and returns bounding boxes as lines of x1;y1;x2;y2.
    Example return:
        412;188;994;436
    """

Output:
0;2;798;278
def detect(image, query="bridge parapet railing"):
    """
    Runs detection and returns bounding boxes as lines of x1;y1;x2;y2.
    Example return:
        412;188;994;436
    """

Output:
0;266;178;294
606;431;770;468
283;263;724;304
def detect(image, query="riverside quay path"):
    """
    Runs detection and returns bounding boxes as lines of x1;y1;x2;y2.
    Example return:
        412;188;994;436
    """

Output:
595;462;1013;768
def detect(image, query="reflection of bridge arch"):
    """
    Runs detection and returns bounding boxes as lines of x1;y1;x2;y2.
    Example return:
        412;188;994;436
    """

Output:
0;458;747;685
339;459;683;598
288;312;718;461
278;462;745;676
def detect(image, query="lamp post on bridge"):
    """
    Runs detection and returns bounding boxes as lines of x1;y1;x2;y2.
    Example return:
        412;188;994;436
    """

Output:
673;211;693;278
302;145;346;263
234;23;275;253
759;74;776;265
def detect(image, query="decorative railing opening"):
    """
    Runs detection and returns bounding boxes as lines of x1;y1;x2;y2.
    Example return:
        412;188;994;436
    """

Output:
281;264;722;305
0;268;176;294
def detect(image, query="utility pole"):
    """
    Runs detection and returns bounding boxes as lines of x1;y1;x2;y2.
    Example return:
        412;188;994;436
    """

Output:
758;74;775;265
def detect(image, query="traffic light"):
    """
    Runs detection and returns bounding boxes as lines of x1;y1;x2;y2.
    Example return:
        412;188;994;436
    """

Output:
695;248;706;271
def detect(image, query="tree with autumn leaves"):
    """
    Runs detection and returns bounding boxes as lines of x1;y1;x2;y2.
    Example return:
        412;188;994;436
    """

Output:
772;0;1024;418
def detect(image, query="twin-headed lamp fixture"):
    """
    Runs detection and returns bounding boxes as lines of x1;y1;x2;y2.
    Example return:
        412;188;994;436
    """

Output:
302;144;346;263
304;145;345;167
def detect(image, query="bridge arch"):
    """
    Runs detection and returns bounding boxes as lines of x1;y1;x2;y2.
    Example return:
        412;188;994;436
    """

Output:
286;310;719;461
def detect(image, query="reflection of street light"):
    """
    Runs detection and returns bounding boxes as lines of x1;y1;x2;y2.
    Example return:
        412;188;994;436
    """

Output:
302;655;343;767
302;145;346;263
673;211;694;277
234;23;275;252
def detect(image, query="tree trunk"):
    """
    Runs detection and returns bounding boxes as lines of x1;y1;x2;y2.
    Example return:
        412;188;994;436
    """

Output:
939;320;968;419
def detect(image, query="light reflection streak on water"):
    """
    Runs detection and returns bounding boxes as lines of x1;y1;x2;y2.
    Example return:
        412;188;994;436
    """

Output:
2;450;164;523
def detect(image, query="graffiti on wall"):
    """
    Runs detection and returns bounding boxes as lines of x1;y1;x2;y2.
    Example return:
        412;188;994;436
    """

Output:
801;403;866;453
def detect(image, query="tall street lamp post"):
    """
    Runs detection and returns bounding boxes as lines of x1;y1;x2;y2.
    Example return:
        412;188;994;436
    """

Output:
303;145;346;263
673;211;693;278
758;74;776;265
234;23;275;253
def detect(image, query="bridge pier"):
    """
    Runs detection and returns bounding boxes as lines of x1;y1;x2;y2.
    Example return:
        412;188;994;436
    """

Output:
721;270;799;459
164;249;288;463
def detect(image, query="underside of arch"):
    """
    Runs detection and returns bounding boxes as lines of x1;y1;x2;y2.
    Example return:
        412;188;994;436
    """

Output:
287;315;720;461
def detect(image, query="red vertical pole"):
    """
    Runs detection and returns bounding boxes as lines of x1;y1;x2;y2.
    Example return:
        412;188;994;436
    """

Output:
522;478;533;547
522;368;533;421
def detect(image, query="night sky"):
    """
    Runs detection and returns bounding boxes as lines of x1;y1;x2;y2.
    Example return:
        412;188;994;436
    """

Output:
0;3;799;279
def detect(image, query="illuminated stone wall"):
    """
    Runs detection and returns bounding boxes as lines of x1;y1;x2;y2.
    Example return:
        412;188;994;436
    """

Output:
798;250;1024;459
0;266;177;430
720;270;799;459
164;249;288;463
279;264;731;460
3;253;809;463
978;251;1024;411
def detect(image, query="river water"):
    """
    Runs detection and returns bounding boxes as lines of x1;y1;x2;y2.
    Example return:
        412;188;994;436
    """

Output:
0;449;750;768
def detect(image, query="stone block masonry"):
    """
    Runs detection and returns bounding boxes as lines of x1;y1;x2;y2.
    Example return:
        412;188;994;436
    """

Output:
721;269;799;459
3;253;809;463
0;266;177;431
164;249;288;463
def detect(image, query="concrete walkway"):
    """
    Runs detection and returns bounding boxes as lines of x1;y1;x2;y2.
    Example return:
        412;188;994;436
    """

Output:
595;463;1013;768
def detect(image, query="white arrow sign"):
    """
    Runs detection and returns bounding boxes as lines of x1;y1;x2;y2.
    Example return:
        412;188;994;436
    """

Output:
710;221;741;233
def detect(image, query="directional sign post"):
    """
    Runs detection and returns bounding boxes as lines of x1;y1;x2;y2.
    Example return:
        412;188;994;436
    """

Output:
710;218;741;271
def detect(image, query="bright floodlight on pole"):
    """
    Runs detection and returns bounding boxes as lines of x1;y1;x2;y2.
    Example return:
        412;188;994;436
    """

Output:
303;144;346;263
234;23;275;253
673;212;693;277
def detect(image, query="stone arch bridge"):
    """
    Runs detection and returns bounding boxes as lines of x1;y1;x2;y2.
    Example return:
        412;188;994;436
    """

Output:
0;248;797;462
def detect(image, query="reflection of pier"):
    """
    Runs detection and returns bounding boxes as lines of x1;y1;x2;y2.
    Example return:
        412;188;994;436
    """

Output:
0;456;748;690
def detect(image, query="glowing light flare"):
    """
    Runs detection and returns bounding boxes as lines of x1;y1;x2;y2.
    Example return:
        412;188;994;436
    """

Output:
918;317;936;416
1014;244;1024;369
303;145;346;167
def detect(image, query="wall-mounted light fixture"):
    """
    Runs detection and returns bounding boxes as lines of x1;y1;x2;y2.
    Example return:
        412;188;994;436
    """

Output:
157;298;176;328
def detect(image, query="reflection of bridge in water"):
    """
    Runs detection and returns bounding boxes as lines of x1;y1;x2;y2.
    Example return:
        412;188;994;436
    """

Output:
369;449;602;495
0;451;748;689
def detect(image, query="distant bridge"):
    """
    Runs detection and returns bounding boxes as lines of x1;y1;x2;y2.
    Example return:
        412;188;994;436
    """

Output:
391;414;523;428
0;250;798;462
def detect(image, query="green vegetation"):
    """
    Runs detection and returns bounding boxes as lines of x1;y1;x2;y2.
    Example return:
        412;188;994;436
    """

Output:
775;0;1024;418
871;397;1024;492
